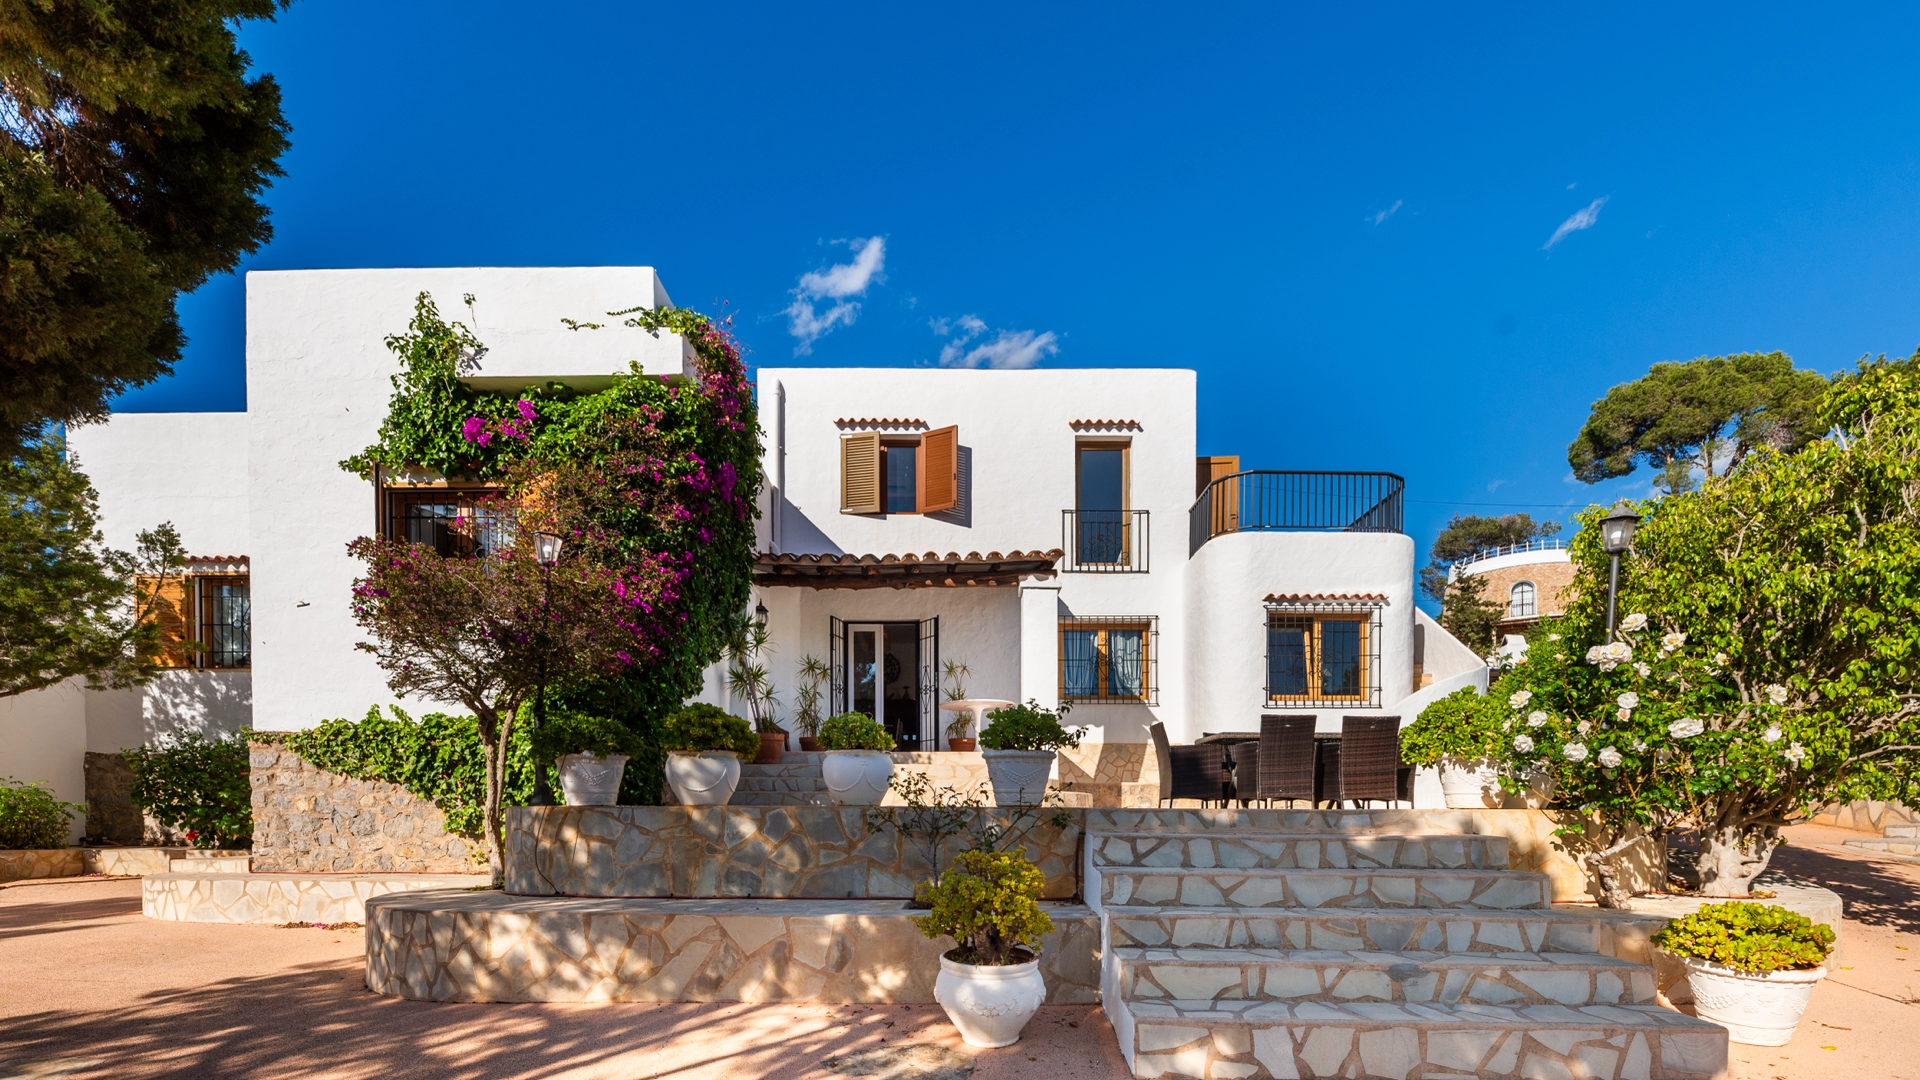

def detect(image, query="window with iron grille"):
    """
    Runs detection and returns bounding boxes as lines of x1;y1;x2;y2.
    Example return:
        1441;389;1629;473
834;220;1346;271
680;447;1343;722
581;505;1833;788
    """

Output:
1264;602;1383;708
195;576;251;669
1508;581;1537;618
385;488;511;557
1059;616;1158;705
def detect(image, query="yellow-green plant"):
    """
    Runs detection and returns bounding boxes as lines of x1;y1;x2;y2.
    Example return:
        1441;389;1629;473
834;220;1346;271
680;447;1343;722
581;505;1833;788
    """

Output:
913;847;1053;966
818;711;893;751
1652;901;1834;974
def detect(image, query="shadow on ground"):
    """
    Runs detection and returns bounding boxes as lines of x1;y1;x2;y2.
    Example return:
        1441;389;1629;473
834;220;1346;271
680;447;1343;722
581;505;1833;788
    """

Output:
1770;841;1920;935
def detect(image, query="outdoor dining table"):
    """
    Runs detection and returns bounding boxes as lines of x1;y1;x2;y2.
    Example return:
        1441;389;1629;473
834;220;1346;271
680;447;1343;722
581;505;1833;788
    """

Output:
1196;730;1343;806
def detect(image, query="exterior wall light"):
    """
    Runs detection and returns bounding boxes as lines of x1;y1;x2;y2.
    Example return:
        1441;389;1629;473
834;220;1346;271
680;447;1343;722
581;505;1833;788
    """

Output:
1600;502;1641;633
535;533;564;566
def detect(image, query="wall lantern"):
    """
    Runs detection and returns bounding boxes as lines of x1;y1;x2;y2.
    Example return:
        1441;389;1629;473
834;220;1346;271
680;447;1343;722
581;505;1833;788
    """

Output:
535;533;564;566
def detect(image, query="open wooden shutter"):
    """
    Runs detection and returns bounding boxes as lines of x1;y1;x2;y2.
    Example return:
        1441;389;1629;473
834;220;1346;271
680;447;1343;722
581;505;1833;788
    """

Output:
136;574;192;668
918;425;958;513
841;432;882;514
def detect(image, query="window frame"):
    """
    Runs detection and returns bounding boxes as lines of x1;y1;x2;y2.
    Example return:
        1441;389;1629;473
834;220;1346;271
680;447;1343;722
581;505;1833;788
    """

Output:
1263;602;1384;708
882;438;920;514
1058;615;1159;705
193;574;252;670
383;484;512;558
1508;580;1537;618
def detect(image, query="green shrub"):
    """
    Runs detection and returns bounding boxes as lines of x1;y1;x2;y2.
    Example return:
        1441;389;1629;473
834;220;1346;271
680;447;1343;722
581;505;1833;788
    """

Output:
913;847;1053;965
655;703;757;756
978;700;1083;752
125;733;252;849
527;707;644;763
0;778;84;849
1652;901;1836;974
818;711;893;751
1401;687;1505;766
285;707;533;839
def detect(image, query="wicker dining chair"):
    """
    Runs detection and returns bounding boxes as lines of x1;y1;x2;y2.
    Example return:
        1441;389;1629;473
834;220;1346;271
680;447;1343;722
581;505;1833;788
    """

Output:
1150;721;1228;807
1255;714;1317;806
1229;741;1259;806
1337;716;1405;807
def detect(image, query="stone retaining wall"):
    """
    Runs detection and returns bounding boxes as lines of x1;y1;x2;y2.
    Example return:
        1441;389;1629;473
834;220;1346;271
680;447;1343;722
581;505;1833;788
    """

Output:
0;848;84;882
143;871;489;923
83;752;184;845
1812;799;1918;835
248;739;476;873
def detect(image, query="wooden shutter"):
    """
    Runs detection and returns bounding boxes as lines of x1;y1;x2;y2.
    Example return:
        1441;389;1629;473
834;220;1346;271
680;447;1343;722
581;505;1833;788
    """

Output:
841;432;882;514
136;574;192;668
918;426;959;513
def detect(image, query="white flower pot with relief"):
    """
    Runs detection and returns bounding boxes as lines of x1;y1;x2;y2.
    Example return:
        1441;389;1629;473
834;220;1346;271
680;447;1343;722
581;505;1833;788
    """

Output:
663;751;741;806
1438;757;1502;808
1681;957;1826;1045
821;750;895;805
556;752;629;806
982;750;1056;806
934;953;1046;1048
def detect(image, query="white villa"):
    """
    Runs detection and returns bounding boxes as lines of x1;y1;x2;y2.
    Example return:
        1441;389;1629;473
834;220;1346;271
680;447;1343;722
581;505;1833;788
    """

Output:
0;265;1489;834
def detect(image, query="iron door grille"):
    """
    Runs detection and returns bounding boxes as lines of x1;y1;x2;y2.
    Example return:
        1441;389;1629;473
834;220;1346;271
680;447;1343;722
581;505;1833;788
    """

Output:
830;616;846;715
919;617;939;749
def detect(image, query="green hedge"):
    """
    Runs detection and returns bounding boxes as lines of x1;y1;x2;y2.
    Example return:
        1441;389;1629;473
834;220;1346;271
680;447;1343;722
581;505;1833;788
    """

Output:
125;733;252;849
0;778;85;849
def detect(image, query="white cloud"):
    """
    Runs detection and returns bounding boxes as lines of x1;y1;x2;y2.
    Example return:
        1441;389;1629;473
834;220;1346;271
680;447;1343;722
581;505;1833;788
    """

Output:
785;236;885;354
932;314;1058;369
1367;199;1403;226
1544;197;1608;251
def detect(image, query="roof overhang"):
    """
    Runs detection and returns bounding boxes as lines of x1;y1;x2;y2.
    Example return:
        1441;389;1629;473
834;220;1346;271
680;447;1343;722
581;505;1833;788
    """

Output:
1263;592;1388;613
755;549;1062;590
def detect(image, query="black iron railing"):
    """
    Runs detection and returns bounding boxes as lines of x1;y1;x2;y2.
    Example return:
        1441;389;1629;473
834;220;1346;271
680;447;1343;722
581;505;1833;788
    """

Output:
1189;471;1405;556
1061;509;1149;572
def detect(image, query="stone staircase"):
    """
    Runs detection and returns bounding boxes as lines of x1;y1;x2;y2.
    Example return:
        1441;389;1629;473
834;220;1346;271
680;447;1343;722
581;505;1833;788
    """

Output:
730;753;1092;807
1841;821;1920;858
1086;810;1728;1079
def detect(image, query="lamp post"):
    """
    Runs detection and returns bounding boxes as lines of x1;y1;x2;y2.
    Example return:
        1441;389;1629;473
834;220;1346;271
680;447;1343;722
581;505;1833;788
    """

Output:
1599;502;1640;635
529;532;564;807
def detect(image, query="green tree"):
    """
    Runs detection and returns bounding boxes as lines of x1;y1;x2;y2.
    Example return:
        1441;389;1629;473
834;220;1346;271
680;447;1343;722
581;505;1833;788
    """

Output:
0;0;292;449
1438;571;1504;655
1567;351;1827;495
0;436;186;698
1495;351;1920;897
1419;513;1560;601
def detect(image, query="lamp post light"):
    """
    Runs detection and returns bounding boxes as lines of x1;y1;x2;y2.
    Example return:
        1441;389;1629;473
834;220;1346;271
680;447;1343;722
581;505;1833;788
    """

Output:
1599;502;1640;635
529;532;564;808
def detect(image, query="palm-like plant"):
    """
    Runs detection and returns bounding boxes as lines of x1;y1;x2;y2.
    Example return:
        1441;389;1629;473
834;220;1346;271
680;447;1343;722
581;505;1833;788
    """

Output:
725;617;782;734
793;654;831;737
942;659;976;739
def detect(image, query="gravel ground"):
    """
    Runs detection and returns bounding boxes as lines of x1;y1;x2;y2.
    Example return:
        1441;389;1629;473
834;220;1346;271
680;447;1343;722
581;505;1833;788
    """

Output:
0;821;1912;1080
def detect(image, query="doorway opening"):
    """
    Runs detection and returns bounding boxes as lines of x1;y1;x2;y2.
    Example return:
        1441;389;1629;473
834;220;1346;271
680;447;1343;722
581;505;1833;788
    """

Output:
831;617;939;749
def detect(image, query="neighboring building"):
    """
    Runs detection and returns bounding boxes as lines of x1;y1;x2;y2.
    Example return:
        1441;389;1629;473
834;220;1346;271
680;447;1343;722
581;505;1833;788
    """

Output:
1448;539;1575;637
0;266;1492;832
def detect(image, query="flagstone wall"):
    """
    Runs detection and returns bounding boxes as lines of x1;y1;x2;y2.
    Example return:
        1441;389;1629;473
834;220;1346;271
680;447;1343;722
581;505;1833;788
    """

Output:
249;739;477;873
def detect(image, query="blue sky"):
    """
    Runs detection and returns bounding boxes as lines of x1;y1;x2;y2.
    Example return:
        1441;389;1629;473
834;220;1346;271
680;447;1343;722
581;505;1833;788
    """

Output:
119;3;1920;575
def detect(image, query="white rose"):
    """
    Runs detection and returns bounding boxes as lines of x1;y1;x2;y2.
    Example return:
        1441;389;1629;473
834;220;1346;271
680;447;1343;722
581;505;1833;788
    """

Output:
1668;717;1705;739
1564;743;1589;762
1513;734;1535;753
1509;690;1533;708
1617;692;1640;710
1714;652;1730;666
1631;739;1648;753
1528;710;1548;727
1577;720;1592;736
1615;708;1632;722
1766;684;1790;706
1661;631;1686;652
1548;633;1562;641
1598;746;1624;768
1634;662;1652;678
1622;613;1648;632
1762;725;1783;744
1783;742;1807;766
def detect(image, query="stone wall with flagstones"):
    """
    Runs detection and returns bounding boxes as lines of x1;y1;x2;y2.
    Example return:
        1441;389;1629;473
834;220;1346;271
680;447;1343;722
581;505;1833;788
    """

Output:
249;739;477;873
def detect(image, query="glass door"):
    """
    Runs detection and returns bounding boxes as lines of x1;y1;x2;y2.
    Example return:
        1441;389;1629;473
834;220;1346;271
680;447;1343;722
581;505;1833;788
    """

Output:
844;622;923;748
1076;445;1127;564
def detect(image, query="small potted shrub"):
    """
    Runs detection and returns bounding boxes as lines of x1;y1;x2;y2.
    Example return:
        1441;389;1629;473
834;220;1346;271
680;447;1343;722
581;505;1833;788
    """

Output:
657;704;758;805
977;700;1082;806
817;712;896;804
792;655;830;752
915;847;1053;1048
1651;901;1836;1045
941;660;979;752
530;710;642;806
1403;687;1505;808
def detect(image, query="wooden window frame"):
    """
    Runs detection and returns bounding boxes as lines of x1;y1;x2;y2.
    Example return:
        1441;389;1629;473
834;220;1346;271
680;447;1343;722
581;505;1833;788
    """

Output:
1265;611;1379;707
882;437;921;515
1075;439;1132;566
193;574;252;670
842;426;959;516
1058;616;1158;705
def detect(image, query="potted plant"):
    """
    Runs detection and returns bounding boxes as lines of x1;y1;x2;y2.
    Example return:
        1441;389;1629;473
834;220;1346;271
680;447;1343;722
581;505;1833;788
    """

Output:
529;710;642;806
977;700;1082;806
1403;687;1505;808
726;614;787;764
1651;901;1836;1045
915;847;1053;1048
792;655;830;752
817;711;896;804
657;704;758;805
941;660;978;751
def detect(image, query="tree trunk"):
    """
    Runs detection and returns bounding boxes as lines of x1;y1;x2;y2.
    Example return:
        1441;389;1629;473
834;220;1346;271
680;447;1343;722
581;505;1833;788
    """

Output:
1583;832;1641;909
474;706;511;888
1695;822;1779;897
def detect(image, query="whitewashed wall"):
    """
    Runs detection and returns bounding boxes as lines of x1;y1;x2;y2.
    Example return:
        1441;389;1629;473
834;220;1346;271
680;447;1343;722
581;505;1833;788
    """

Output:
66;412;250;556
85;671;254;754
0;681;88;841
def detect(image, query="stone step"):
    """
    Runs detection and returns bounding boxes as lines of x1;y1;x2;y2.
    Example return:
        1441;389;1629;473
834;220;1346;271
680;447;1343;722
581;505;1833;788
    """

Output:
1113;947;1657;1007
735;777;828;792
1103;905;1662;959
737;765;825;779
1085;808;1498;836
1843;837;1920;856
1115;998;1727;1079
1886;824;1919;838
1090;832;1508;871
1099;867;1552;911
169;857;251;874
725;791;834;806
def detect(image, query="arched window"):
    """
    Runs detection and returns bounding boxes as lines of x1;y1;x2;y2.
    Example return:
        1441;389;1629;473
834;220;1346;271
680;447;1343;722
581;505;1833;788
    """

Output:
1509;581;1537;618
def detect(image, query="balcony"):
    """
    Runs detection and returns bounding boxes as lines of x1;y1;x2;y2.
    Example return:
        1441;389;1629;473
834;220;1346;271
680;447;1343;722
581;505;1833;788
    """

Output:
1061;509;1150;573
1189;471;1404;556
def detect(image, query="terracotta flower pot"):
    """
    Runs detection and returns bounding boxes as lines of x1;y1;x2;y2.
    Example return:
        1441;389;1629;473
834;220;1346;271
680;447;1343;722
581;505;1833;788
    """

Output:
798;737;822;752
756;731;788;764
947;738;978;753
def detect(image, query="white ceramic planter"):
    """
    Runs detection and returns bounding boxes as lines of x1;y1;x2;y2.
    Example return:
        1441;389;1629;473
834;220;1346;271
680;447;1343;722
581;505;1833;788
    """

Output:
1438;757;1501;809
982;750;1056;806
556;752;628;806
934;954;1045;1048
1682;957;1826;1045
663;751;741;806
821;750;895;804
